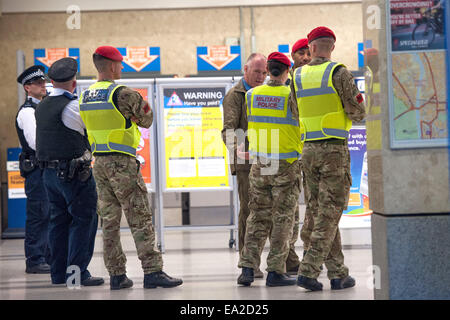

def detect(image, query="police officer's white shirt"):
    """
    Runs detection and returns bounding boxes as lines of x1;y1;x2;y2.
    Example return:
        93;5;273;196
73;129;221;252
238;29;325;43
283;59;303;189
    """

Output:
50;88;85;136
16;96;40;151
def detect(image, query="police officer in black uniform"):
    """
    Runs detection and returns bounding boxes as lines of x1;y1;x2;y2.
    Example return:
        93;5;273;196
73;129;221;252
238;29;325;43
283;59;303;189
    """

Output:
35;57;104;286
16;65;51;274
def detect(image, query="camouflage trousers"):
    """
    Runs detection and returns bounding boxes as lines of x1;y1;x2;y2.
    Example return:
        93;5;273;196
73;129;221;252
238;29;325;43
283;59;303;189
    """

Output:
93;154;163;276
299;141;351;280
286;204;300;270
237;170;300;270
238;159;300;274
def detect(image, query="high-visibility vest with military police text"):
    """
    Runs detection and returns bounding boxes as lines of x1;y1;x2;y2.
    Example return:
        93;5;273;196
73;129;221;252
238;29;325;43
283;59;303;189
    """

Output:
246;84;303;164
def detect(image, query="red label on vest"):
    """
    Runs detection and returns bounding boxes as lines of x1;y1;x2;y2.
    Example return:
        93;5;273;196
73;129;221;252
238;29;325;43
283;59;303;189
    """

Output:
253;95;285;110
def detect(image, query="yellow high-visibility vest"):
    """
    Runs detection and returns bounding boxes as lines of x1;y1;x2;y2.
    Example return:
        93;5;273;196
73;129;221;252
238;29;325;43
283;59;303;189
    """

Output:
79;81;141;157
246;84;303;164
293;61;352;141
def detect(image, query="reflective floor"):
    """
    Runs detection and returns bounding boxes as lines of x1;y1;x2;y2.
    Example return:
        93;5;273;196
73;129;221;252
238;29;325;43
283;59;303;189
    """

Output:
0;230;374;300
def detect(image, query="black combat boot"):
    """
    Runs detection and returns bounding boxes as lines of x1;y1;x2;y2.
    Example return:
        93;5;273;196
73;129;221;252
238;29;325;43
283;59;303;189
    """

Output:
297;275;323;291
237;267;254;286
26;263;51;274
266;271;297;287
330;275;356;290
143;271;182;289
81;276;105;286
110;274;133;290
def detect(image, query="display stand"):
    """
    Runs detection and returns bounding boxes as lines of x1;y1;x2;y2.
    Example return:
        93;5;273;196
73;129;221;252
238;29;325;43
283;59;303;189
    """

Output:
154;77;238;252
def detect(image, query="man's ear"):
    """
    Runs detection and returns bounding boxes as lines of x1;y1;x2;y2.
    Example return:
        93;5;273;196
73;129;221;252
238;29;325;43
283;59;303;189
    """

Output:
244;64;248;74
331;44;335;52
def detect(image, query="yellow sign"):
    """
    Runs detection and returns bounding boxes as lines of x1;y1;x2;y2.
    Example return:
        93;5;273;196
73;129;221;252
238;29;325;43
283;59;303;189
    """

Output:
162;87;230;190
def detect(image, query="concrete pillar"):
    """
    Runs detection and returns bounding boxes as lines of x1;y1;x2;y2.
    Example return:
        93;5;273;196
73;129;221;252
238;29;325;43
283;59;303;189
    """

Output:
362;0;450;299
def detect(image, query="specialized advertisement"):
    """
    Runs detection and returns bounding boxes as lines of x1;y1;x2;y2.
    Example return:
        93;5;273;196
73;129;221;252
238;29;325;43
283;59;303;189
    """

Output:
160;86;231;190
340;127;372;229
390;0;445;51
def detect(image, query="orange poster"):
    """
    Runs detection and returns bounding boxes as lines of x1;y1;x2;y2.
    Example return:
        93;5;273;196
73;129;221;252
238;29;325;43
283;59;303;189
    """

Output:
8;171;25;199
133;88;152;185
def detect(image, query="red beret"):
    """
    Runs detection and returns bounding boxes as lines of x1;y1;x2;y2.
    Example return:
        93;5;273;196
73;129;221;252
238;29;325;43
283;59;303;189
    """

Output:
94;46;123;62
307;26;336;43
364;48;379;57
291;38;309;55
267;52;291;67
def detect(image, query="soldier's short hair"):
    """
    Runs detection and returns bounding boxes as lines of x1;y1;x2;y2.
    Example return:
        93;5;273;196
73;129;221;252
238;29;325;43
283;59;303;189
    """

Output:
310;37;335;52
93;53;113;72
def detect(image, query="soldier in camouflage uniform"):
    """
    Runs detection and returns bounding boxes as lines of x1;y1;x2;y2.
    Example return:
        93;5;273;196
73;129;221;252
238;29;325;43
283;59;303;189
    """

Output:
222;53;267;278
237;52;302;287
81;46;182;290
291;27;366;291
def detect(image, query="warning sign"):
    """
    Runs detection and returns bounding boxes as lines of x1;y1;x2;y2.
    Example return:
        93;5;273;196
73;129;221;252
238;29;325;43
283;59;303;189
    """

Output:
167;91;184;106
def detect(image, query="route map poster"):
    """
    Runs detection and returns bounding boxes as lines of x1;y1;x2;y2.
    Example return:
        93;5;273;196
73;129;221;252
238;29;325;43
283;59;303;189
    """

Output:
390;0;445;51
388;0;448;148
161;86;231;190
390;51;447;147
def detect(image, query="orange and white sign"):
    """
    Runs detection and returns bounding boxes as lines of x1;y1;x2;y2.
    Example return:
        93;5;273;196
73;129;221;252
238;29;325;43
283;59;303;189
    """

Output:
7;170;25;199
35;48;79;68
198;46;240;70
122;47;159;72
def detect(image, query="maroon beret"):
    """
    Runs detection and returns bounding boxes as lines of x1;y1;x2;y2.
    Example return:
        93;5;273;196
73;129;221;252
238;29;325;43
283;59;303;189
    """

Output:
268;51;291;67
364;48;379;57
291;38;309;55
307;26;336;43
94;46;123;62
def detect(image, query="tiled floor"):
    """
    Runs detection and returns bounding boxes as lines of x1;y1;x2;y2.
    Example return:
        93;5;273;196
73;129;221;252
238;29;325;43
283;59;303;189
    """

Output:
0;229;374;300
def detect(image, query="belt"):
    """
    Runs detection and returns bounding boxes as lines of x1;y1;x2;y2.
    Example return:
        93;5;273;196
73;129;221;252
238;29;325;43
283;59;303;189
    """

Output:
305;138;346;145
40;160;69;169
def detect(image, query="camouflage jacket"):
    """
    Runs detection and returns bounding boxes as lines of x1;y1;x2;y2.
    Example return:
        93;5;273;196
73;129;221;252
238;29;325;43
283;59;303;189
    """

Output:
108;81;153;129
289;57;366;124
221;78;251;174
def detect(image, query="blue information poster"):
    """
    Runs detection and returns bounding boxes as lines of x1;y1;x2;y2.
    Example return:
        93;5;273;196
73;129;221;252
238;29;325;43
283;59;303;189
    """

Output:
197;46;241;72
3;148;26;238
34;48;80;73
117;46;161;72
340;127;372;228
